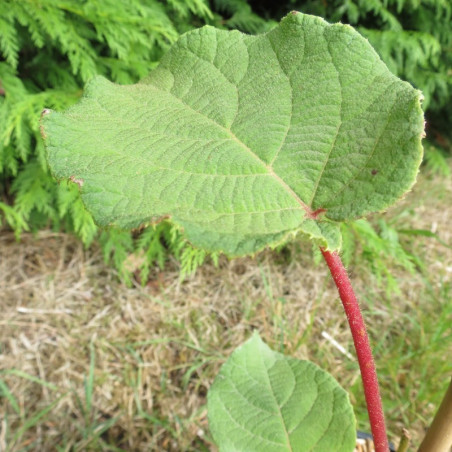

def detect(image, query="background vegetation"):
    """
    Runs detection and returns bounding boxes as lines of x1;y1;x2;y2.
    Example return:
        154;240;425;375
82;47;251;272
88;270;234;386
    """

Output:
1;0;451;282
1;167;451;450
0;1;451;450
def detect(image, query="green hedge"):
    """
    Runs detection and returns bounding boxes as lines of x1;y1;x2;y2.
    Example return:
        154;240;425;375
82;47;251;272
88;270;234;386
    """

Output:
0;0;450;282
0;0;272;282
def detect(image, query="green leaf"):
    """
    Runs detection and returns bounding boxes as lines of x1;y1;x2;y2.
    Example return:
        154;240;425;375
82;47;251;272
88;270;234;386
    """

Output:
42;12;424;256
207;332;356;452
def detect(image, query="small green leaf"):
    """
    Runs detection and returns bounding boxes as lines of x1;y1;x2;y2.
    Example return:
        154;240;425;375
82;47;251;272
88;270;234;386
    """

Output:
207;332;356;452
42;12;424;256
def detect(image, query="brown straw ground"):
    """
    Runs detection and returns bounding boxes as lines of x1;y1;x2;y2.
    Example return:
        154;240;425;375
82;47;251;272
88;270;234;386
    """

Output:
0;167;451;451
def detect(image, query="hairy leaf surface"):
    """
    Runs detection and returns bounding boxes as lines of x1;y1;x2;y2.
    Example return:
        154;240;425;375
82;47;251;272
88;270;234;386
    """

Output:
207;333;356;452
42;12;424;256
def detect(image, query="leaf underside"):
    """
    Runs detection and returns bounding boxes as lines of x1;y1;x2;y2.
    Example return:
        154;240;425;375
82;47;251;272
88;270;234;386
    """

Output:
42;11;424;256
207;333;356;452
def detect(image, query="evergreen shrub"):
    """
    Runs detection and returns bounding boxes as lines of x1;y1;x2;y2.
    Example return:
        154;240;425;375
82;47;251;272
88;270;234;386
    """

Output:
0;0;218;282
0;0;449;282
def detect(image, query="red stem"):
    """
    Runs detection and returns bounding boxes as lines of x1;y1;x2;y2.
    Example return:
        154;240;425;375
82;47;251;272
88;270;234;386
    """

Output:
321;248;389;452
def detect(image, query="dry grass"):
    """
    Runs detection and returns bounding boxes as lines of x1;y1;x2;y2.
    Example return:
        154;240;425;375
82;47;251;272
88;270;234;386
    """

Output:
0;167;451;452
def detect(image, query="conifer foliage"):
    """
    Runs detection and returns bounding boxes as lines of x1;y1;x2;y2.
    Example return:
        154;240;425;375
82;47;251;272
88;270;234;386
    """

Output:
1;0;450;281
0;0;216;278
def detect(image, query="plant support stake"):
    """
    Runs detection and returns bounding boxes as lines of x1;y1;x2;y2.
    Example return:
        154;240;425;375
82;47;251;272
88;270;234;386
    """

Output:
321;248;389;452
418;377;452;452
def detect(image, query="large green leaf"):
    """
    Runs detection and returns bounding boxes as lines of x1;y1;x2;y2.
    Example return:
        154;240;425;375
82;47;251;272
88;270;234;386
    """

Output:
207;333;356;452
42;12;424;256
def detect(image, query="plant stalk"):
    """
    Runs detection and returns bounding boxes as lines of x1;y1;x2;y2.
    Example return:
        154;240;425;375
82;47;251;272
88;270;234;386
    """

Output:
418;377;452;452
321;248;389;452
396;428;411;452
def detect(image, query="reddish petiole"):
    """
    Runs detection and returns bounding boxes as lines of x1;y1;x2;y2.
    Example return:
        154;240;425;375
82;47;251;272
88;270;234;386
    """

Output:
321;248;389;452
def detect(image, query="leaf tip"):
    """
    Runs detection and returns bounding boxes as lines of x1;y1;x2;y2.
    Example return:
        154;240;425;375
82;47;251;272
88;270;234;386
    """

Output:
422;119;427;139
39;108;52;140
251;329;262;341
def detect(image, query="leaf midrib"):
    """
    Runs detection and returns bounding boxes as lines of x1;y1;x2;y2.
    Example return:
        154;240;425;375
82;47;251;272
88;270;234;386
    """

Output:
144;82;313;216
263;359;294;452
